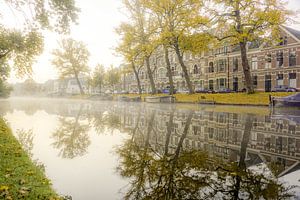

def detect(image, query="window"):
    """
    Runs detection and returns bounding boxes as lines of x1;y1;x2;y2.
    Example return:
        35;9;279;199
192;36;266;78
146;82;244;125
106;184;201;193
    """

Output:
209;80;214;90
193;64;199;74
218;78;226;89
276;52;283;68
199;80;204;89
171;64;177;76
158;68;166;78
279;36;288;46
140;71;145;79
218;60;226;72
289;52;296;67
277;74;283;86
233;58;238;72
253;76;258;87
289;73;297;88
265;54;272;69
252;57;258;70
208;62;214;73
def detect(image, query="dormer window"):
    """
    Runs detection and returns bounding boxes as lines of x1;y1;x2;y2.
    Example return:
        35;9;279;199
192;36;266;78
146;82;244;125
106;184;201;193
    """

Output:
279;36;288;46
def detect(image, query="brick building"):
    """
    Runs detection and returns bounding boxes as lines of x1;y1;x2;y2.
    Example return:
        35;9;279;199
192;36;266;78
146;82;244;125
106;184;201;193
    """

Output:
123;26;300;93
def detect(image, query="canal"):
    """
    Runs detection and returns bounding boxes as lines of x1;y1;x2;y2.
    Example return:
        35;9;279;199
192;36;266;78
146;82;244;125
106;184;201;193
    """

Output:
0;97;299;199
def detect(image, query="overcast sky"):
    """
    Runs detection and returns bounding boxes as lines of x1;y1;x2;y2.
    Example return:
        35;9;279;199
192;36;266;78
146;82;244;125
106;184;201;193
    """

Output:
3;0;300;83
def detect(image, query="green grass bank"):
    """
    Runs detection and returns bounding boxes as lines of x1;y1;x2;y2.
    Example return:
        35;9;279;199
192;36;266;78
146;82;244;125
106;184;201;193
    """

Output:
115;92;296;106
0;118;60;200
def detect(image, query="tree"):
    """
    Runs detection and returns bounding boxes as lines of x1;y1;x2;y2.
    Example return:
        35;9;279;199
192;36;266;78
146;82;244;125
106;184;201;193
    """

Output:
2;0;79;34
142;0;209;94
0;0;79;96
52;38;90;95
208;0;292;93
0;28;43;97
0;79;12;98
0;28;44;77
122;0;157;94
91;64;106;93
0;0;79;75
106;65;120;90
116;22;144;94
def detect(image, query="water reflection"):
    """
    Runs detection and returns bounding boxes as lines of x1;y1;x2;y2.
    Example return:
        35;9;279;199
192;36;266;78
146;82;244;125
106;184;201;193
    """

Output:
52;105;91;159
16;129;34;158
115;104;300;199
0;98;299;199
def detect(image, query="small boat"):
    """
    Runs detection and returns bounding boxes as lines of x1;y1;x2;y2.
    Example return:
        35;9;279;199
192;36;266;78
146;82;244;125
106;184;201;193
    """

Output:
270;93;300;107
144;95;175;103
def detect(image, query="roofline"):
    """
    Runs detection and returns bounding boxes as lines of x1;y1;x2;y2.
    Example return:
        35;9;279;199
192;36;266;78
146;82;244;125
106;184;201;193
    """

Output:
280;25;300;43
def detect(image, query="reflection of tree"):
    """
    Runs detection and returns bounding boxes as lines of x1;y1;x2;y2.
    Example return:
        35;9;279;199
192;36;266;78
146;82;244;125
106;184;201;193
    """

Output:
91;111;106;135
116;112;294;199
91;109;121;135
52;105;91;159
17;129;34;158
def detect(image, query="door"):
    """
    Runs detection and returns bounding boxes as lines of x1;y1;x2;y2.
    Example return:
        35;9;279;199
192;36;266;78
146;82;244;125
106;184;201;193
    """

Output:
265;75;272;92
209;80;214;90
233;77;238;92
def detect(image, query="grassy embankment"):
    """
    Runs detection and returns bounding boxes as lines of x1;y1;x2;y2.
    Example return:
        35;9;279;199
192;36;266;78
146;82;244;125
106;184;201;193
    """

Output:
115;92;296;106
0;118;60;200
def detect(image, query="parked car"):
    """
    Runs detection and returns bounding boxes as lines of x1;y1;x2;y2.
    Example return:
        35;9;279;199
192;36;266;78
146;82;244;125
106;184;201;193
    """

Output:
195;88;213;93
162;86;177;94
238;88;247;93
272;85;298;92
215;88;232;93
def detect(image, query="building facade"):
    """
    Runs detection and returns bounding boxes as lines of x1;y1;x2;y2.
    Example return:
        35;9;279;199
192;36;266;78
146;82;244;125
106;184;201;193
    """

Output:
124;26;300;93
44;76;90;95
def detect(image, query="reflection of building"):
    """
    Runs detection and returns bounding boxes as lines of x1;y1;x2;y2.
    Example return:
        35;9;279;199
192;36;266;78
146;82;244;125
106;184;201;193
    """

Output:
124;26;300;92
116;104;300;177
2;98;300;177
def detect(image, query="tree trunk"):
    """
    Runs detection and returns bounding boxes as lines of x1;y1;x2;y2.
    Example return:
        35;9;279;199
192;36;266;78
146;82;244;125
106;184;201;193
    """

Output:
174;110;193;159
164;45;175;95
123;73;126;91
233;114;254;200
132;62;142;94
99;83;102;93
240;42;254;94
174;43;194;94
75;74;84;95
145;56;156;94
164;108;175;155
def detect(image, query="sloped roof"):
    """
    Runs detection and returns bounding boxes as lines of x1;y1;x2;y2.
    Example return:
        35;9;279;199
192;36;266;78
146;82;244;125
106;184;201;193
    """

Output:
283;26;300;40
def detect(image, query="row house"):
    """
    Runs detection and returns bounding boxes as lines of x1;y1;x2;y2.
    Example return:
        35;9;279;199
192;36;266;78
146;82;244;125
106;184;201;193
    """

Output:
124;26;300;92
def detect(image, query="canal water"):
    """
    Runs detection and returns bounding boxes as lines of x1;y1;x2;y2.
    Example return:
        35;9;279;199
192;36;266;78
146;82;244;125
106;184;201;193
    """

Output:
0;97;300;199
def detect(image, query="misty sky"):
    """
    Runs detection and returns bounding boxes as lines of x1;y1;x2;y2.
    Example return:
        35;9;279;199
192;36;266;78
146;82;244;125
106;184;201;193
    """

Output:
3;0;300;83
